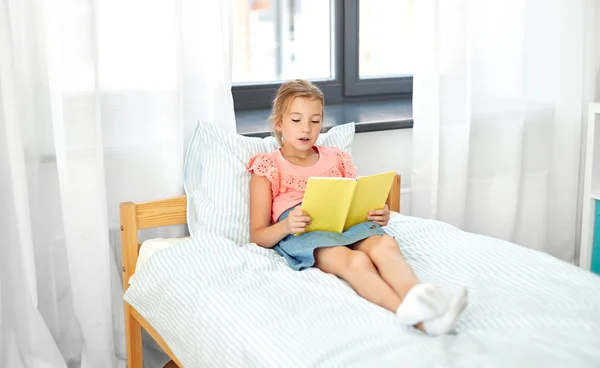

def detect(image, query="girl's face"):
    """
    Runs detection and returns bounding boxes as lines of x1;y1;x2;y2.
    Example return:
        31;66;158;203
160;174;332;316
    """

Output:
276;96;323;152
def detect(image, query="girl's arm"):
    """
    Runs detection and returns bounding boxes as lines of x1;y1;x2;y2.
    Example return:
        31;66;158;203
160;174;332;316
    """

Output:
249;174;310;248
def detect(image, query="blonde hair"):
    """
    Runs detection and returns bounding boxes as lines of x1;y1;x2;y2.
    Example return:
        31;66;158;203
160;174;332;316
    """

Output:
269;79;325;146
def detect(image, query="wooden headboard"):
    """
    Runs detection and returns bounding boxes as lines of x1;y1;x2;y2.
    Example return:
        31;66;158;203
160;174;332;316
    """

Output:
119;173;401;368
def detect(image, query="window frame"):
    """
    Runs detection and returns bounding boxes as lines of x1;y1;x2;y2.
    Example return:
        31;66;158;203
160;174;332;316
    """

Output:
231;0;412;111
343;0;413;96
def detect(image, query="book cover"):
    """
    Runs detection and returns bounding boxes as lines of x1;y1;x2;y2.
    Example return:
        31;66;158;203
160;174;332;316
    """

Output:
299;171;396;234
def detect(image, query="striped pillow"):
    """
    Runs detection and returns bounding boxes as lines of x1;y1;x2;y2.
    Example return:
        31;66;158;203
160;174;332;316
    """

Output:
183;120;355;244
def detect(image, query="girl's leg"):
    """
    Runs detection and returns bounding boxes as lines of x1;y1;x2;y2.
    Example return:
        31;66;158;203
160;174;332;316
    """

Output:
313;246;402;313
314;246;435;333
352;235;468;335
350;235;419;299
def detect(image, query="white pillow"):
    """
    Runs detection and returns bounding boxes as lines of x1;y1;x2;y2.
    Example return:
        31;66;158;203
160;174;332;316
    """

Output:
183;120;355;244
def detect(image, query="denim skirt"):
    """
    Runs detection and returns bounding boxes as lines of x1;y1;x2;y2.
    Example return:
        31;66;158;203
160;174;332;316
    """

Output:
273;205;387;271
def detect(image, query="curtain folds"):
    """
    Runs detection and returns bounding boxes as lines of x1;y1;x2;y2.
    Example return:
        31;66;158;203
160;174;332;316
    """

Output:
0;0;234;366
411;0;599;262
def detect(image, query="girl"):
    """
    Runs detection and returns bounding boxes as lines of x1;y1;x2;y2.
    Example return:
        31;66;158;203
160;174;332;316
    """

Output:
247;79;467;336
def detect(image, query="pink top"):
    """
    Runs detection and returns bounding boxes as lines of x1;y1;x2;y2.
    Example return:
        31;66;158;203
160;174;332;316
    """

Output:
247;146;357;223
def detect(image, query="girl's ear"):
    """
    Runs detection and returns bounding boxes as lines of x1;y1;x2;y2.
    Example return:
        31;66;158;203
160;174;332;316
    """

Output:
275;119;283;132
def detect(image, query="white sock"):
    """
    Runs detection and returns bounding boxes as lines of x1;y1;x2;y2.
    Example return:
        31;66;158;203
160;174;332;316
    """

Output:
423;287;468;336
395;284;448;325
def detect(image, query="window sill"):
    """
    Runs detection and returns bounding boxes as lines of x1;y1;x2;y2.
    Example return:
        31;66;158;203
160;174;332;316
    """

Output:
236;98;413;138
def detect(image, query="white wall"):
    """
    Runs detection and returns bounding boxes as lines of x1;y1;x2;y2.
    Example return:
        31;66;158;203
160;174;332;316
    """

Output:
352;129;413;215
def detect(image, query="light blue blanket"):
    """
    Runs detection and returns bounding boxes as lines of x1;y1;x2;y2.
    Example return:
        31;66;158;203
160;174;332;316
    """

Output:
124;213;600;367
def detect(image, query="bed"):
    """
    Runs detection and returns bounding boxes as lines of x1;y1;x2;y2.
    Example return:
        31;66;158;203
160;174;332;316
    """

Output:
120;175;400;368
121;121;600;367
120;172;600;367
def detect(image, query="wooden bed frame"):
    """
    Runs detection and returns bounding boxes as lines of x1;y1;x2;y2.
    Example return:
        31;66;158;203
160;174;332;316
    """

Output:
120;174;401;368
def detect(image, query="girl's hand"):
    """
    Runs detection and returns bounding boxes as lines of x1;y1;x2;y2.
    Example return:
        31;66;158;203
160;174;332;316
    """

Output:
368;204;390;226
286;206;311;234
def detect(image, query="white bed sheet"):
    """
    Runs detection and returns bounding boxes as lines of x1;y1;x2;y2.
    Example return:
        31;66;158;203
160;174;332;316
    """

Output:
129;237;190;284
124;213;600;367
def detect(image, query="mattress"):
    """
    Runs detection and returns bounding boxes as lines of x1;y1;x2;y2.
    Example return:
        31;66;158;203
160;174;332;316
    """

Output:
129;237;190;284
124;213;600;367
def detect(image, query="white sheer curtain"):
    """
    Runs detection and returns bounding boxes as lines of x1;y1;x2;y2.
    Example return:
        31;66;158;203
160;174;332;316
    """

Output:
411;0;600;262
0;0;234;367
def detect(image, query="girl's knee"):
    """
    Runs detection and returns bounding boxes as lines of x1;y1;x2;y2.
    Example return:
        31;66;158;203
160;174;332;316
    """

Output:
370;235;401;262
345;250;374;273
315;247;375;277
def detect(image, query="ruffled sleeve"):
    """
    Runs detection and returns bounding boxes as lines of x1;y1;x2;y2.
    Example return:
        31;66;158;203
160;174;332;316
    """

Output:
334;148;357;179
247;153;280;196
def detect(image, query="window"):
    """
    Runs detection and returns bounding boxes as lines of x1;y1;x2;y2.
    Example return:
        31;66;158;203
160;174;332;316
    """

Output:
232;0;332;83
232;0;413;110
358;0;413;78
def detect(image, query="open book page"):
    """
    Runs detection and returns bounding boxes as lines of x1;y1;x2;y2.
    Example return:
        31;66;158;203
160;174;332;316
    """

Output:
300;177;356;233
343;171;396;231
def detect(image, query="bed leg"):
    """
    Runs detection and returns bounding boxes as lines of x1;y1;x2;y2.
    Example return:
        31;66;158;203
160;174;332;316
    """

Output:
121;202;143;368
125;303;143;368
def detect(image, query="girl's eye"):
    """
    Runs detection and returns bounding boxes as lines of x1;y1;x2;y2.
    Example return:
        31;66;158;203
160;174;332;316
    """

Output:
312;121;321;124
292;119;300;123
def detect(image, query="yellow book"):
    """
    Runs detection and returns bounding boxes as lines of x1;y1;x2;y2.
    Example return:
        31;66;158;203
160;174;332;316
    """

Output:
299;171;396;234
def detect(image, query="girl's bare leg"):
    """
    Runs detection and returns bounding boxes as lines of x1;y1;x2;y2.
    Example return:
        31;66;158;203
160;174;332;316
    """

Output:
314;246;428;332
313;246;402;313
352;235;468;335
350;235;419;298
